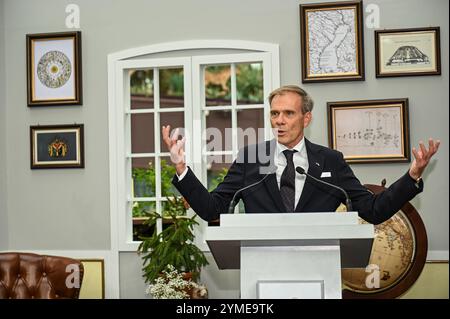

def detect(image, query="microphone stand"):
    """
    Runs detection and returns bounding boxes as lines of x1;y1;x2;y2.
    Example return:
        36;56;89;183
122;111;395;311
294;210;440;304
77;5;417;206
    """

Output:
295;166;353;211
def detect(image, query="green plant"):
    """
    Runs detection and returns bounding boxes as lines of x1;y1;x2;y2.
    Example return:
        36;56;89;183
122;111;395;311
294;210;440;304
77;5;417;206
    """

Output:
208;167;228;191
137;194;209;284
132;160;176;218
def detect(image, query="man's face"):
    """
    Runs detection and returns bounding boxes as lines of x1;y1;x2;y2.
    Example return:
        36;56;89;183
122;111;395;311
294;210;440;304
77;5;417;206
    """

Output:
270;91;312;148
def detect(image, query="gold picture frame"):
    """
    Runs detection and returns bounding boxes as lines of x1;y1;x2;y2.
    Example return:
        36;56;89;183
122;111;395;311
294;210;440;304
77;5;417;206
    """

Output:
375;27;441;77
27;31;82;106
327;99;410;164
299;1;365;83
79;259;105;299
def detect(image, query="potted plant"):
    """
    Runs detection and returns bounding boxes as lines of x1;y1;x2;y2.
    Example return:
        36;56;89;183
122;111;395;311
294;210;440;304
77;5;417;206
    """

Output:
146;264;208;299
137;193;209;298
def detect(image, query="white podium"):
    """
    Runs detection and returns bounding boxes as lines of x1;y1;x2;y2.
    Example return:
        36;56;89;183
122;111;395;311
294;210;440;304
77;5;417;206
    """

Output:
205;212;374;299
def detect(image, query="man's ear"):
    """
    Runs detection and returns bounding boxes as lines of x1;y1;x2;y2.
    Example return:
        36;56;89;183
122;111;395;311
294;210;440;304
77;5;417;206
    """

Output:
304;112;312;128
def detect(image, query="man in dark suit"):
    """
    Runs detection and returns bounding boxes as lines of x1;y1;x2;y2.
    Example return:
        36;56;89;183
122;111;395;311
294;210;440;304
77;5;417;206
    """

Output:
162;85;440;224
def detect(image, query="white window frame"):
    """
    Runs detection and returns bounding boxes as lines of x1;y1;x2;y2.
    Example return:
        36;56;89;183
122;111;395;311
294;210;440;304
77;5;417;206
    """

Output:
191;53;273;251
118;57;192;251
192;53;273;182
108;40;280;252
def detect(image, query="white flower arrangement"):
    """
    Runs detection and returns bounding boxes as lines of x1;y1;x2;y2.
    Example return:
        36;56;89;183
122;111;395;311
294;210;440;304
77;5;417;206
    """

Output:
146;264;206;299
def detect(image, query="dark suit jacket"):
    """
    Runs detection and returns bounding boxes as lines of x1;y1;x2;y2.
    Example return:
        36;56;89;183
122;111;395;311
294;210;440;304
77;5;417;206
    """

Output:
173;139;423;224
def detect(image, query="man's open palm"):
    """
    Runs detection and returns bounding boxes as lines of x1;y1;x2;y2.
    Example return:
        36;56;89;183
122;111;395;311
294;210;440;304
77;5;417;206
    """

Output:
162;125;186;169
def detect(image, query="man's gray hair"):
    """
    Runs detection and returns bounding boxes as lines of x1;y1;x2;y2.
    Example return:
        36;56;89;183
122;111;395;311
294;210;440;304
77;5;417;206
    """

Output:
268;85;314;114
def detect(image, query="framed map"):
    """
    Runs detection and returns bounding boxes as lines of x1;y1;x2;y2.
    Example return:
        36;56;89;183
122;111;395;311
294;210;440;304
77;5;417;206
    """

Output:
27;31;82;106
30;124;84;169
300;1;365;83
327;99;410;163
375;27;441;77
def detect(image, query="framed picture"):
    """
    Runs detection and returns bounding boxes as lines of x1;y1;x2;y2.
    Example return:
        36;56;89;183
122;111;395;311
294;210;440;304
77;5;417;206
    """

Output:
27;31;82;106
79;259;105;299
30;124;84;169
375;27;441;77
327;99;410;163
299;1;365;83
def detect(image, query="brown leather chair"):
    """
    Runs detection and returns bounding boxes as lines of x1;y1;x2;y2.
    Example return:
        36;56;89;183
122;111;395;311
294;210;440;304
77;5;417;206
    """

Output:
0;252;84;299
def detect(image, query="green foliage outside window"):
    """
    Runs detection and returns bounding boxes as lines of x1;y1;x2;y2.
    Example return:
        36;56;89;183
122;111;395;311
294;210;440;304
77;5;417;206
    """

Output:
130;70;154;96
130;68;184;98
160;69;184;97
236;63;263;104
208;167;228;191
129;64;263;103
132;159;176;217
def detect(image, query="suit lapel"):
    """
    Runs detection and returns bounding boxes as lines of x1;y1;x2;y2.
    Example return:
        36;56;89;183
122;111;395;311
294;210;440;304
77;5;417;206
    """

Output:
264;174;287;212
295;139;324;212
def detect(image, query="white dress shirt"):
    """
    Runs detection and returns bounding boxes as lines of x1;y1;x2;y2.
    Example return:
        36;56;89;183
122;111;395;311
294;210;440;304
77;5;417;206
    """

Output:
275;137;309;209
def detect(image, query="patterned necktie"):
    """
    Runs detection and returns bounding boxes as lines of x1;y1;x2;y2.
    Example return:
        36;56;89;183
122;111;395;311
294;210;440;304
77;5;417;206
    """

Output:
280;150;297;212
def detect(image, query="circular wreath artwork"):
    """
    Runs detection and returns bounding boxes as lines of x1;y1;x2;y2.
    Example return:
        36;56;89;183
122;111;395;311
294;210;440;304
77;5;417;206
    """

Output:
37;50;72;88
342;181;428;299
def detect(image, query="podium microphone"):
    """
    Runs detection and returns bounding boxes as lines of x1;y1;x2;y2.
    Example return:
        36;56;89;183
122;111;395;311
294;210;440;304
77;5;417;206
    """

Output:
295;166;353;211
227;170;275;214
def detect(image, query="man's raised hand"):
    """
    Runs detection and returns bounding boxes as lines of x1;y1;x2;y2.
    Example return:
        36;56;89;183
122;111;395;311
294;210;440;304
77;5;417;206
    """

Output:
409;138;440;181
162;125;186;174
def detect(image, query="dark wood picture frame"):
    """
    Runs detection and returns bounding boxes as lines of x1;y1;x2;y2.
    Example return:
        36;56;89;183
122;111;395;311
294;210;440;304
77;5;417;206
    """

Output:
299;0;365;83
327;99;410;164
375;27;441;78
27;31;82;106
30;124;84;169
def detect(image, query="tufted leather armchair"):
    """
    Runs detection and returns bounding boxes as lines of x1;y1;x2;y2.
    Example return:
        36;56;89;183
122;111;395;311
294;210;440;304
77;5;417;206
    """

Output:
0;252;84;299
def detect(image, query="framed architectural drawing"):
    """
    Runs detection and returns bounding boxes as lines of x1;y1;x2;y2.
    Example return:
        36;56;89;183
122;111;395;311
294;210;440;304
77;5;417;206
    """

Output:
30;124;84;169
375;27;441;77
327;99;410;163
27;31;82;106
299;1;365;83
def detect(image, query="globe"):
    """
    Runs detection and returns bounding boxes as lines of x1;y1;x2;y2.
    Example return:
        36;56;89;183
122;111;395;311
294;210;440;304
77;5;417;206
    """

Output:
342;211;415;292
341;183;427;298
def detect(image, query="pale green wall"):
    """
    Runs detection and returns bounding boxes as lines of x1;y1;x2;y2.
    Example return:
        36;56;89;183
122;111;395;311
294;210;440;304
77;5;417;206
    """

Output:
0;0;8;250
401;262;449;299
2;0;110;249
0;0;448;298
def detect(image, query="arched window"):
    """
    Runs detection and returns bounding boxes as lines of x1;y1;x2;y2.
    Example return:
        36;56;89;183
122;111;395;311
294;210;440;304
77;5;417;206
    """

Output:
108;40;280;251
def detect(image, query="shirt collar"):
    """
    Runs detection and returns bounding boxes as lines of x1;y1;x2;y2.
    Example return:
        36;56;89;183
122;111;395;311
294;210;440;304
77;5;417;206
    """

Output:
277;137;305;156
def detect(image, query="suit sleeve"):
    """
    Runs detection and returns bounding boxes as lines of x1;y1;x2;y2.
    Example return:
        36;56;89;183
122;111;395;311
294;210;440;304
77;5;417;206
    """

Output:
335;152;423;224
172;159;245;222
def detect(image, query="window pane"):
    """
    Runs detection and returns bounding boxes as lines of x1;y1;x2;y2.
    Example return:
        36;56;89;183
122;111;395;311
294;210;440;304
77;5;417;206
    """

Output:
132;201;156;218
132;157;155;198
160;112;185;152
207;161;231;191
206;160;244;217
159;156;181;197
131;156;156;241
205;110;232;151
205;65;231;106
236;63;264;105
159;68;184;108
237;108;265;149
131;113;154;153
130;69;154;109
132;201;156;241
